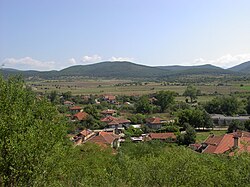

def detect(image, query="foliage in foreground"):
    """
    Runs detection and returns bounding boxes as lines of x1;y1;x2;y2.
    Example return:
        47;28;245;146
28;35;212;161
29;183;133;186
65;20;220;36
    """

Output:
51;142;250;187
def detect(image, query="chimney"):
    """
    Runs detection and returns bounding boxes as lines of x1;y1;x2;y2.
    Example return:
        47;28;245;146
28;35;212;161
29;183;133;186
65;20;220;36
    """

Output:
233;136;239;148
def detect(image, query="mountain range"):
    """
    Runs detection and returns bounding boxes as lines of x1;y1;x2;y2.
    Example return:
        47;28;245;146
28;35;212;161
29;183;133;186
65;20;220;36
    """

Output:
1;61;250;79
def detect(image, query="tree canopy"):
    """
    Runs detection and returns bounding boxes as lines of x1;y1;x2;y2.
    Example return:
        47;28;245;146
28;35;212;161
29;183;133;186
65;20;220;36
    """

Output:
0;76;68;186
183;85;198;103
177;108;213;129
204;96;242;116
135;95;153;114
155;90;175;112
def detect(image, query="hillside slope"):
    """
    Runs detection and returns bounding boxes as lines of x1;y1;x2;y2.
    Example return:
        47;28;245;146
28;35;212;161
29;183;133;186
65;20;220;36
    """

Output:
59;61;168;78
228;61;250;73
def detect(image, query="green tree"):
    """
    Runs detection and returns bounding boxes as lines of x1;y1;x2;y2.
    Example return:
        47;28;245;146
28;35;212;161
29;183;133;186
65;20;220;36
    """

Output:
155;91;175;112
0;76;68;186
204;96;241;116
135;95;153;114
62;91;72;100
244;120;250;132
128;113;146;124
84;104;100;119
48;90;59;104
177;125;196;145
177;108;213;129
183;85;198;103
246;96;250;114
227;120;246;133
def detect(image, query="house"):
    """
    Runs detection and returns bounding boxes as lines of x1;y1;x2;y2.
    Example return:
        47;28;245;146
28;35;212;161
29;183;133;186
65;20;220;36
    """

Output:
103;94;116;103
149;97;157;104
82;95;91;101
88;131;120;148
101;116;131;129
210;114;250;126
70;106;82;114
199;131;250;155
72;129;95;145
148;133;176;142
146;117;166;129
72;111;88;121
64;100;75;106
101;109;117;116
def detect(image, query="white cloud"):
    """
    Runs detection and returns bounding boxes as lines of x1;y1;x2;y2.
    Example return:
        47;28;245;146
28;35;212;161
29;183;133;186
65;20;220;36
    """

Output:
2;57;56;71
68;58;77;65
193;54;250;68
109;56;134;62
81;55;102;63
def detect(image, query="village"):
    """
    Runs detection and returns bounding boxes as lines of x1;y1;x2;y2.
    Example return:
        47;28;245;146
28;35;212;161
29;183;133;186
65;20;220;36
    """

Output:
59;92;250;155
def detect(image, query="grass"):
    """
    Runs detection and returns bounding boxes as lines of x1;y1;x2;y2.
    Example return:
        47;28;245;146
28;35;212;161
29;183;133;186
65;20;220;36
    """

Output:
196;130;227;143
241;85;250;91
28;79;249;98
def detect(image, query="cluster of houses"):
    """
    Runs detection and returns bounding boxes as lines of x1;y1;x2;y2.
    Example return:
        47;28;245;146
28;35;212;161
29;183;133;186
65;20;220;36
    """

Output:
64;94;250;155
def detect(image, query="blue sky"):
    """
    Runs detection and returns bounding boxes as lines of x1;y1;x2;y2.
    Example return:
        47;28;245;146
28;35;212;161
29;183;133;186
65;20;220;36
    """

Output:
0;0;250;70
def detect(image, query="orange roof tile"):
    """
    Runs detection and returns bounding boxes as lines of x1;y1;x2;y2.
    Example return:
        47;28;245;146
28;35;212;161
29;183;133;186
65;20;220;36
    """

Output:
64;101;74;105
80;129;92;136
101;109;117;114
203;131;250;154
89;132;119;145
70;106;82;110
104;95;116;100
73;112;88;121
146;117;164;124
100;116;117;122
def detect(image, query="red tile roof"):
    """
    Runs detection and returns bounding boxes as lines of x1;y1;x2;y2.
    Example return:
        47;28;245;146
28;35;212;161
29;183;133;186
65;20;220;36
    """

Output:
100;116;130;125
64;101;74;105
104;95;116;101
149;133;176;140
70;106;82;110
146;117;164;124
100;116;117;122
203;131;250;154
89;131;119;145
101;109;117;115
73;112;88;121
80;129;92;136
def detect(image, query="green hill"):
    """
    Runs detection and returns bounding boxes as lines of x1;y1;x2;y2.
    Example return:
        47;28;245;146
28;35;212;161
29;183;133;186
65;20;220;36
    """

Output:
158;64;226;72
58;61;168;78
1;61;246;79
228;61;250;73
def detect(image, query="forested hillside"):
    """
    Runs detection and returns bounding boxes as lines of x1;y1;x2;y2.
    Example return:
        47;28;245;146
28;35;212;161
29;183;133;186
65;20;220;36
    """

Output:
59;61;168;78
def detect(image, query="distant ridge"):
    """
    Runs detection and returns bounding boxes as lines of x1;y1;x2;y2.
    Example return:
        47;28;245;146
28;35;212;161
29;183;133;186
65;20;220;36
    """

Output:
157;64;223;71
59;61;168;78
228;61;250;73
1;60;249;79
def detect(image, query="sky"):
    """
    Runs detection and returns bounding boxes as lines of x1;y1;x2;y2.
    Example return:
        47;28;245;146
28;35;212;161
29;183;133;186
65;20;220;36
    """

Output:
0;0;250;71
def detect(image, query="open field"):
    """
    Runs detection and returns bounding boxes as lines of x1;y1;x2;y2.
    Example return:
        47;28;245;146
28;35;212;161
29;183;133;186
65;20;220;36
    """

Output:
29;79;250;100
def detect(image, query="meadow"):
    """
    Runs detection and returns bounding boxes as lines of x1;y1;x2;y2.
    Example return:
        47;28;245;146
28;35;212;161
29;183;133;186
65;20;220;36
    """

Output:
29;79;249;95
